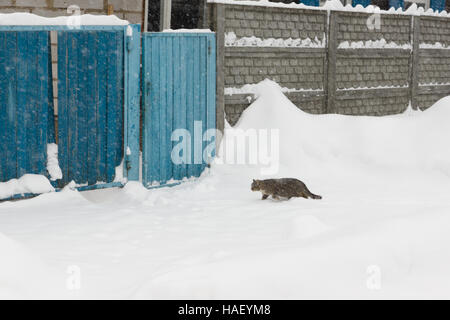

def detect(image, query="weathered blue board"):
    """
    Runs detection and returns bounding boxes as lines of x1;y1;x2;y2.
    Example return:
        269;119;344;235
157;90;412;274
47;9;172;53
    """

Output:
352;0;371;7
142;33;216;188
0;31;53;183
430;0;446;12
57;31;124;187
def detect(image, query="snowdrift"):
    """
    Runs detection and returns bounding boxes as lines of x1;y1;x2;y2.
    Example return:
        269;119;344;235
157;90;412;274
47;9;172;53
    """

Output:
0;232;61;299
222;80;450;177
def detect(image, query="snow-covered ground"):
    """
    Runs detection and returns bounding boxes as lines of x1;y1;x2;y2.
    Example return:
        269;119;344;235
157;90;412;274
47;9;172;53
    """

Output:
2;80;450;299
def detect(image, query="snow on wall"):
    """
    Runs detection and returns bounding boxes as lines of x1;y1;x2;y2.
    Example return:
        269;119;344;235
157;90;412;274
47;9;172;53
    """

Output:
0;12;129;26
225;32;326;48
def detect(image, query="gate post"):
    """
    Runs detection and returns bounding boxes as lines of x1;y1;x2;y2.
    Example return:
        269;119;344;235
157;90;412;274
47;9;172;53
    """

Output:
124;24;141;181
410;16;420;110
326;11;338;114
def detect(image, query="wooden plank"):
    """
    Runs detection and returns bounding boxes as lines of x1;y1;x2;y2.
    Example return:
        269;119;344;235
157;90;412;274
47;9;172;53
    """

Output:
193;36;202;177
77;32;89;184
199;35;207;173
46;32;55;145
159;36;168;184
172;35;182;181
186;36;195;179
165;35;174;182
26;32;38;174
0;32;5;181
106;31;118;183
147;38;161;183
5;32;17;180
96;32;108;183
57;31;69;186
178;36;187;180
37;31;49;176
68;32;79;184
124;24;141;182
115;31;124;168
87;31;97;185
16;32;27;178
207;34;217;160
141;36;150;186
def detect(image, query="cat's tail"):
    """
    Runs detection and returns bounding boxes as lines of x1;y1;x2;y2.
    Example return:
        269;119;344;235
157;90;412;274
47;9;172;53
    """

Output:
306;188;322;200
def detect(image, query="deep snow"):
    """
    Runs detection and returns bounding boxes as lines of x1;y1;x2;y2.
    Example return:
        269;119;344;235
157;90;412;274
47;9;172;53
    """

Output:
1;80;450;299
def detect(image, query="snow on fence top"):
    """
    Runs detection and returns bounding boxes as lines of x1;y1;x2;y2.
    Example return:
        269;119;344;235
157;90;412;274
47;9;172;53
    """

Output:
208;0;450;18
0;13;129;26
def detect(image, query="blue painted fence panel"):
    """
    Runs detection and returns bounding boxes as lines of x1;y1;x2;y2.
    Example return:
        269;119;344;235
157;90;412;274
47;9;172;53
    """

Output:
389;0;404;9
430;0;446;12
142;33;216;188
0;31;53;185
352;0;372;7
57;30;124;187
300;0;319;7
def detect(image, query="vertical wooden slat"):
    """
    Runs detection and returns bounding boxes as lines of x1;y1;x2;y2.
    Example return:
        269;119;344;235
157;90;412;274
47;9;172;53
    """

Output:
166;36;174;182
16;32;27;178
57;31;69;186
5;32;17;181
0;32;5;181
193;36;202;177
159;36;168;183
87;32;97;185
96;31;108;183
28;32;39;174
68;32;79;183
206;34;217;160
115;31;124;168
106;31;118;182
178;36;187;180
142;36;151;186
199;36;207;173
150;37;161;184
37;31;49;176
124;24;141;182
78;32;88;184
186;36;195;178
172;36;182;181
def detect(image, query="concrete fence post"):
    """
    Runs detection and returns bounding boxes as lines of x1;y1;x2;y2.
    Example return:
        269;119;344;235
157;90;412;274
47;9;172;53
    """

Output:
326;11;338;114
410;16;420;110
213;4;225;142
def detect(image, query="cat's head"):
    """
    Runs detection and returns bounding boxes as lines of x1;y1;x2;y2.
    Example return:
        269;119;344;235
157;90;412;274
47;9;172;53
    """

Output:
251;179;261;191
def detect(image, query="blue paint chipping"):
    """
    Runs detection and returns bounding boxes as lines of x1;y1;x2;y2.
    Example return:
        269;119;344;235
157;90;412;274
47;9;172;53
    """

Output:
142;33;217;188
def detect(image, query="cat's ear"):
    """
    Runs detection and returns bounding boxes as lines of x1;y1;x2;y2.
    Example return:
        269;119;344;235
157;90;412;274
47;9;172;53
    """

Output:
253;179;256;183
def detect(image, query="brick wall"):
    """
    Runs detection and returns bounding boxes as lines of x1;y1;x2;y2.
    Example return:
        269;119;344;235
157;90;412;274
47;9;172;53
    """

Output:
0;0;143;24
207;2;450;127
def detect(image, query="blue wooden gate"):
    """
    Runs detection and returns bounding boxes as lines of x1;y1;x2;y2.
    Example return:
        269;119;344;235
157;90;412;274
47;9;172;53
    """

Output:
0;31;54;183
56;26;140;189
142;33;216;188
57;30;124;187
0;25;140;200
